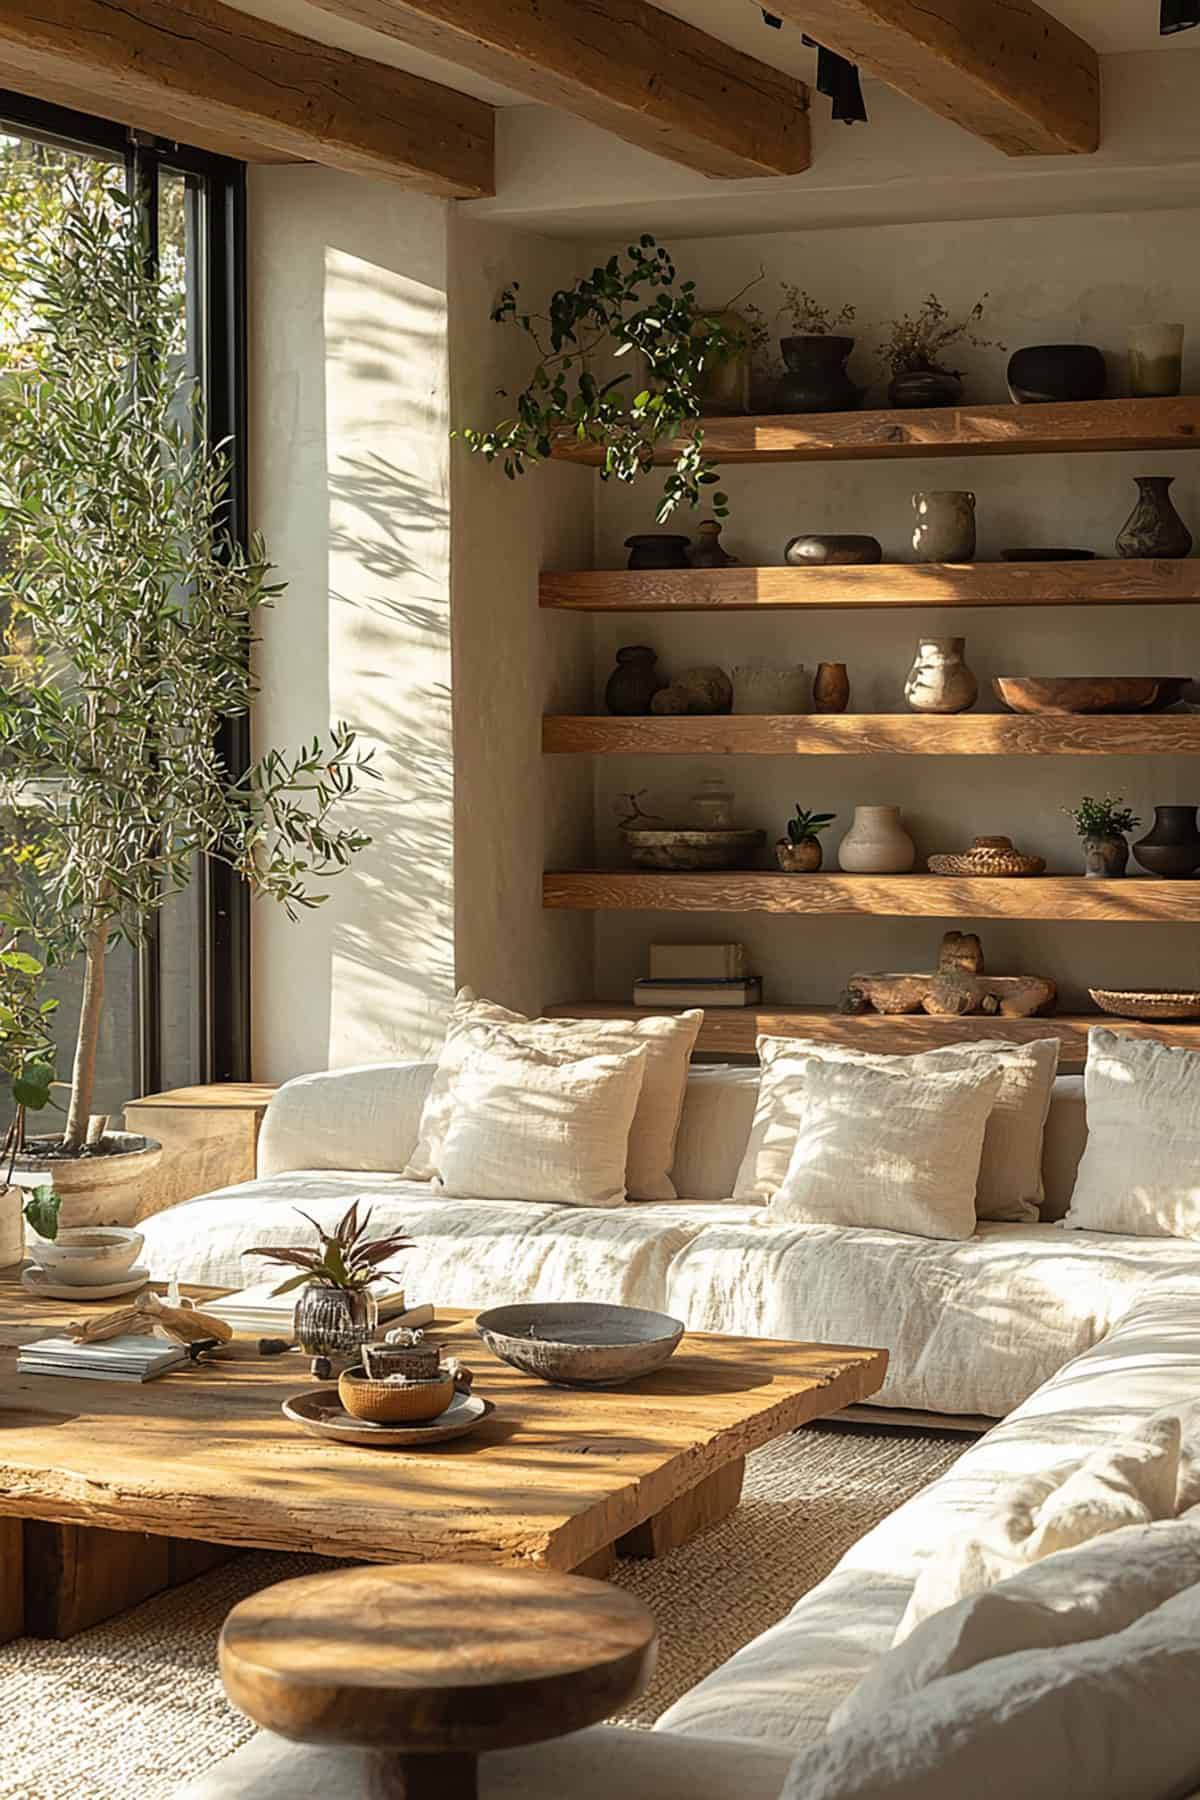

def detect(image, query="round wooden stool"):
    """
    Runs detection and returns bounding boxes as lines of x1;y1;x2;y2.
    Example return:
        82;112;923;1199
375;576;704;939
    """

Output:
219;1563;658;1800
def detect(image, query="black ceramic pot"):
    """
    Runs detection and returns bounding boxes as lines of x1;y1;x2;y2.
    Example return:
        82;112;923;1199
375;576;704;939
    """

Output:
773;336;858;413
605;646;666;715
1007;344;1107;405
625;534;690;571
888;367;962;409
1133;806;1200;878
784;534;882;566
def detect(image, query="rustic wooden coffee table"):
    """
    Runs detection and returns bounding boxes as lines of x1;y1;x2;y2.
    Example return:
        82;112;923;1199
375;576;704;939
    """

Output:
0;1274;886;1640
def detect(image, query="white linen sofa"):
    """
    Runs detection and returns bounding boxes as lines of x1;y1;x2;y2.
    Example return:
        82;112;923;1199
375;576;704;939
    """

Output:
176;1267;1200;1800
139;1058;1200;1420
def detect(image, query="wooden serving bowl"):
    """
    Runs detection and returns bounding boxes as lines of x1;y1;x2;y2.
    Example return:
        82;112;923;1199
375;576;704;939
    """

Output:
993;676;1191;715
337;1365;455;1424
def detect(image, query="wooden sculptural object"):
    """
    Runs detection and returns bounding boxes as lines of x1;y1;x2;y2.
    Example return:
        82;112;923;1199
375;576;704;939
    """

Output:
844;930;1056;1019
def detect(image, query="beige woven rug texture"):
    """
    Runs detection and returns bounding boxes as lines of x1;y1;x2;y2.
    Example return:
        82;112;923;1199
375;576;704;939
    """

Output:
0;1422;966;1800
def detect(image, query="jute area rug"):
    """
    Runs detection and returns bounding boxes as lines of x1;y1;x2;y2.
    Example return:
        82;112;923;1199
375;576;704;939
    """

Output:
0;1422;968;1800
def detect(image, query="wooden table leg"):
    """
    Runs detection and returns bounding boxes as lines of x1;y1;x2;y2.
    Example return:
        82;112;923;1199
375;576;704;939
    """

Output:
167;1538;241;1587
23;1520;171;1638
570;1541;616;1581
367;1751;477;1799
617;1456;746;1560
0;1518;23;1643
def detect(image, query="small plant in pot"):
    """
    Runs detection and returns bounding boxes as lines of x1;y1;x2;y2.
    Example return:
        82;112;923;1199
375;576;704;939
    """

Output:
773;286;858;413
776;806;837;873
0;176;375;1223
246;1201;413;1377
1066;796;1142;879
878;293;1002;409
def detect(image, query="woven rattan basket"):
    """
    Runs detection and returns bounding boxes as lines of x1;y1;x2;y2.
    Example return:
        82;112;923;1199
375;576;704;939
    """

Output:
1090;988;1200;1021
927;835;1046;878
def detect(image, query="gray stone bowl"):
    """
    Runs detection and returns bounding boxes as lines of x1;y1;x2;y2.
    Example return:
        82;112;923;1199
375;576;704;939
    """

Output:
474;1302;685;1388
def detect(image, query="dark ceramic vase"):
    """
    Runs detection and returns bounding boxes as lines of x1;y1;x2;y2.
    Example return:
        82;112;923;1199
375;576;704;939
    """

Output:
1133;806;1200;878
1007;344;1107;405
1083;834;1130;878
625;534;690;570
1116;477;1194;560
773;336;858;413
888;367;962;409
605;645;666;716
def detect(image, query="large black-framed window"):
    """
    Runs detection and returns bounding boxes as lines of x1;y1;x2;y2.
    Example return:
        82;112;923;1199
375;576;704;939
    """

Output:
0;90;250;1096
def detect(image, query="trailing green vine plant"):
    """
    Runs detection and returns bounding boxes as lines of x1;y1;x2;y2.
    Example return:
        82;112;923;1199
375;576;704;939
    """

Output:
455;236;737;523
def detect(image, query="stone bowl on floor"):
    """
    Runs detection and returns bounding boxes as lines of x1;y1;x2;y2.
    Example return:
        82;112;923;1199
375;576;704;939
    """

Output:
475;1302;685;1388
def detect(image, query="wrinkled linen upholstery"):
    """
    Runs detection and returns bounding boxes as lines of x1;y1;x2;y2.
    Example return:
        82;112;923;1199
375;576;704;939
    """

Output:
137;1171;742;1307
256;1061;435;1177
657;1274;1200;1751
665;1219;1200;1416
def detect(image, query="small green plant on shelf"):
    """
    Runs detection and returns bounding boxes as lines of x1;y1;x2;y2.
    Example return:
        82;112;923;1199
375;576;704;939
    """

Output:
776;806;836;874
1065;795;1141;840
454;236;739;522
1065;794;1141;879
778;286;856;336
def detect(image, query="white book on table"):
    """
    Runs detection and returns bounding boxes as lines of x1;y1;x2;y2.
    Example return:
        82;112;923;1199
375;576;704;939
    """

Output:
18;1334;188;1382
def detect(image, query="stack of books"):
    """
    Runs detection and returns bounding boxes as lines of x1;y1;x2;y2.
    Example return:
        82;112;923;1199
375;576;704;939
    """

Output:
204;1277;410;1337
18;1334;189;1384
634;943;762;1009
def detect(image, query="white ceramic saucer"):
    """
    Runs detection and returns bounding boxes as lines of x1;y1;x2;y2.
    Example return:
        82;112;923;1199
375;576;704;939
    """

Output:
21;1264;152;1302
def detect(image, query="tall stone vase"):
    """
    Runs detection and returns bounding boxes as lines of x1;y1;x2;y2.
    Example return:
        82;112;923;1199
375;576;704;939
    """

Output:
1116;476;1193;559
838;805;916;873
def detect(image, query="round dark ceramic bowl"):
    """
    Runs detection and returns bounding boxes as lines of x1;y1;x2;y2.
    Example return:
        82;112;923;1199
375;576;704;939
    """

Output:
1007;344;1106;405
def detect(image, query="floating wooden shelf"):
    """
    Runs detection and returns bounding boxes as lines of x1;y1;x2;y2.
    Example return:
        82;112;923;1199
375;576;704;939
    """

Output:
543;1003;1200;1065
539;560;1200;613
543;872;1200;922
549;397;1200;468
543;714;1200;757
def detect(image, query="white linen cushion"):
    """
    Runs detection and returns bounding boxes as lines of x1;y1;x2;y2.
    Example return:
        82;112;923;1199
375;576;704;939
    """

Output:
435;1039;647;1207
670;1064;761;1202
781;1582;1200;1800
256;1062;436;1178
735;1035;1059;1223
1067;1028;1200;1239
404;991;702;1201
769;1060;1002;1241
835;1519;1200;1729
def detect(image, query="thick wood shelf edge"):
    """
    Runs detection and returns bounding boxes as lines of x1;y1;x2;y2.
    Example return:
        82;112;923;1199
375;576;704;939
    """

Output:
544;1004;1200;1065
549;397;1200;467
540;560;1200;612
543;714;1200;756
543;872;1200;921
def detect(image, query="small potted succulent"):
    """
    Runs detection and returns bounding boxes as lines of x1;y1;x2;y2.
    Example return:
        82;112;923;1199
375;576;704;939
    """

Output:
1066;795;1142;878
773;286;858;413
777;806;837;873
246;1202;413;1375
878;293;1001;408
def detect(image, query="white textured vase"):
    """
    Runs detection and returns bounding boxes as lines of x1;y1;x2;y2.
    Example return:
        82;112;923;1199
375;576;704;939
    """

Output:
905;636;978;714
838;805;916;873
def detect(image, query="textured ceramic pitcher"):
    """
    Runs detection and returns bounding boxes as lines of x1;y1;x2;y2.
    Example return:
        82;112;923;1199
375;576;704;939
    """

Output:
905;637;978;714
911;490;976;562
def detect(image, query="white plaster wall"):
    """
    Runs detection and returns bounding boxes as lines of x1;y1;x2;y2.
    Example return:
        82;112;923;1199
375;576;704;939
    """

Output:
248;166;455;1080
588;208;1200;1012
447;214;596;1014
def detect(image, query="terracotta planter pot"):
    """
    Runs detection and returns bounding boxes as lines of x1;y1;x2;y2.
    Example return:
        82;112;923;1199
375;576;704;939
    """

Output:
776;838;823;872
11;1132;163;1229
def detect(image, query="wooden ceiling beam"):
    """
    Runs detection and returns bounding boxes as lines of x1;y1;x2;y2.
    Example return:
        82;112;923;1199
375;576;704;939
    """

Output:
767;0;1099;156
0;0;494;196
302;0;811;179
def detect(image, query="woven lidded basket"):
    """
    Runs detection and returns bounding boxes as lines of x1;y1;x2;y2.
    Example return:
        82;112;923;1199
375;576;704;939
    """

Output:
927;835;1046;878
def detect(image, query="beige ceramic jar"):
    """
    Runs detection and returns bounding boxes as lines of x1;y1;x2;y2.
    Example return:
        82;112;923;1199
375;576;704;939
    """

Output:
905;637;978;714
837;805;916;873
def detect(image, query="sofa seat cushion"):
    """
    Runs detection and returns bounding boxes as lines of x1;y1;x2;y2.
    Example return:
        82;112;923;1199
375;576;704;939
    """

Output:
665;1219;1200;1417
658;1273;1200;1754
137;1175;741;1309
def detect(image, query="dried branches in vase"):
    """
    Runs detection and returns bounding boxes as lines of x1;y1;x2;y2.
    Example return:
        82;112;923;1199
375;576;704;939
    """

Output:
879;294;1003;408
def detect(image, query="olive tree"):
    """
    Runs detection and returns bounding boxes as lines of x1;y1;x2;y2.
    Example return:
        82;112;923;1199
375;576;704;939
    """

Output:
0;176;374;1154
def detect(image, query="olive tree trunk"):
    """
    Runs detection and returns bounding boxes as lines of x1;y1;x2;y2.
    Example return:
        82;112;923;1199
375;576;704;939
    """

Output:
63;917;110;1154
